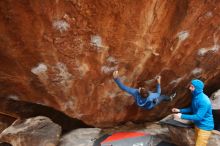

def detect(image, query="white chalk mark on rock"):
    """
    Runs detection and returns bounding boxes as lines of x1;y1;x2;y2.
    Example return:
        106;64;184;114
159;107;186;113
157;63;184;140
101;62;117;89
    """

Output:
170;31;189;52
177;31;189;41
91;35;102;48
191;68;203;75
31;63;48;75
52;62;73;87
8;95;20;101
198;30;220;56
210;44;220;52
101;66;118;74
198;48;208;56
107;56;118;64
53;20;70;33
197;45;220;56
101;56;118;74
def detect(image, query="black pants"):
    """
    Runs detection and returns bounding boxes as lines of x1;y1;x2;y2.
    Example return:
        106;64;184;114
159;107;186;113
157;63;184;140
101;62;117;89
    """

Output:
213;109;220;131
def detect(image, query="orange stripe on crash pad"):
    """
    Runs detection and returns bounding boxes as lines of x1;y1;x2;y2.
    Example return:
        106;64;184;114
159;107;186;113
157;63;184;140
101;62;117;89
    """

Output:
101;132;148;143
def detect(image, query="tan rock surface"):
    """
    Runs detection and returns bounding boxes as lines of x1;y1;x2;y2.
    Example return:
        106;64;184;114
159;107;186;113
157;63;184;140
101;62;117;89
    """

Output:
0;116;61;146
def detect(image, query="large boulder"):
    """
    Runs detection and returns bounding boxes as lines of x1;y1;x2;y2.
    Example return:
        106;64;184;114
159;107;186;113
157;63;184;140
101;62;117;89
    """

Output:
160;114;220;146
167;126;195;146
168;125;220;146
59;128;101;146
0;0;220;127
0;116;62;146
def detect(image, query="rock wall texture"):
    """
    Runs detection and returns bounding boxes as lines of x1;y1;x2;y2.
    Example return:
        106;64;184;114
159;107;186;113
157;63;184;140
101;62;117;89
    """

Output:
0;0;220;127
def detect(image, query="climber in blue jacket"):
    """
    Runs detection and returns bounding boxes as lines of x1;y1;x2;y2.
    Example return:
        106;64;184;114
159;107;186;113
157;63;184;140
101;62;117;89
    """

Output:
113;70;176;110
172;79;214;146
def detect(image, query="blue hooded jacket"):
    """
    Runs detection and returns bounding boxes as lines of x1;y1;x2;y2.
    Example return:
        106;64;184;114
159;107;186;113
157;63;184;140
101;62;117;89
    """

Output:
114;78;161;110
180;79;214;131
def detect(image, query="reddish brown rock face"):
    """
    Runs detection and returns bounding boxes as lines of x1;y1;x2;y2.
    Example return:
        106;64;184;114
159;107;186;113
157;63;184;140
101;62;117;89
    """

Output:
0;0;220;127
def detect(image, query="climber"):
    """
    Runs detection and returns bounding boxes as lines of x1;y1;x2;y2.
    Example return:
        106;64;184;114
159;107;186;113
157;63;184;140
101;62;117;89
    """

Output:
172;79;214;146
113;70;176;110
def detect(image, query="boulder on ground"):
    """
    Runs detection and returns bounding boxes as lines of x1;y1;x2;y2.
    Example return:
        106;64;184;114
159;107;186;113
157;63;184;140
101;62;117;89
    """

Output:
168;125;220;146
59;128;101;146
0;116;61;146
161;114;220;146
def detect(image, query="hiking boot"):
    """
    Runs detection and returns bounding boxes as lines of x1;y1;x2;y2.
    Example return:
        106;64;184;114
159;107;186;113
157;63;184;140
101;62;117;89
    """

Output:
169;92;176;101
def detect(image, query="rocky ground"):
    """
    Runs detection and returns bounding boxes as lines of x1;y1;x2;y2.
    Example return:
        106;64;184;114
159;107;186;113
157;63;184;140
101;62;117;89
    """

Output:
0;116;219;146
